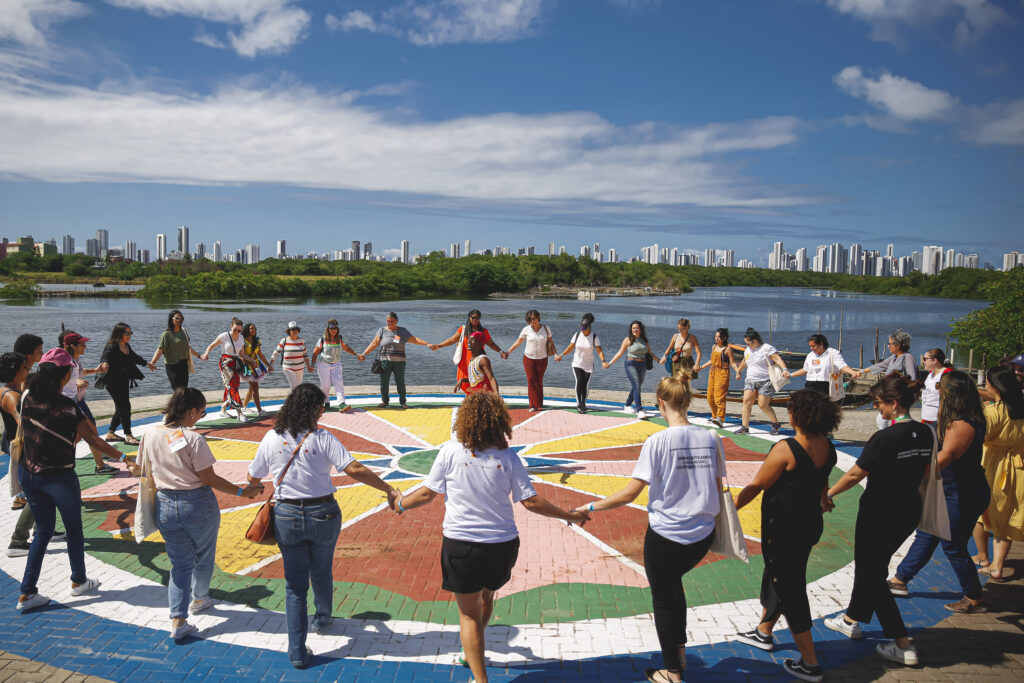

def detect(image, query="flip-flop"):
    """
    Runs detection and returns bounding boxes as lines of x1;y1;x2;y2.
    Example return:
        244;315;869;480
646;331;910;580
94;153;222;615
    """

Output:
979;567;1005;582
644;669;682;683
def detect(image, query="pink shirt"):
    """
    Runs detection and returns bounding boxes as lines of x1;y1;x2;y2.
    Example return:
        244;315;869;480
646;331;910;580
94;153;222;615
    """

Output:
141;425;217;491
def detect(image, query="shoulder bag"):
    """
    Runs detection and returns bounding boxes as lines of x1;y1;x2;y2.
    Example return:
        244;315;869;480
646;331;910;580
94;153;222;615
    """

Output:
708;434;749;563
245;431;314;544
6;389;26;497
544;325;556;357
370;328;385;375
827;349;846;402
133;432;158;543
917;423;951;541
452;326;465;366
184;329;196;374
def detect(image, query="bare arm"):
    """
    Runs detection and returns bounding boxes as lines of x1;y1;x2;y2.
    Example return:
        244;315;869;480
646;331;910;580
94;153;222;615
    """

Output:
735;442;791;509
344;460;400;509
660;334;677;364
606;338;630;365
827;463;868;503
691;335;702;368
574;477;646;512
395;485;439;512
150;347;164;365
506;335;526;354
435;330;462;349
937;420;975;469
198;466;263;497
521;494;589;525
361;336;382;356
407;335;432;347
79;422;126;461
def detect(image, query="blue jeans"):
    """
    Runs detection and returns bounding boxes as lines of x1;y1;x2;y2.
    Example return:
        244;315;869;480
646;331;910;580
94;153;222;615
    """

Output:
625;359;647;410
274;499;342;667
895;471;990;600
155;487;220;619
18;467;87;596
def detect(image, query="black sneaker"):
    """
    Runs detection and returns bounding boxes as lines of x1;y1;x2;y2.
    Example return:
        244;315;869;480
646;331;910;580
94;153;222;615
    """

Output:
734;628;774;651
783;658;823;683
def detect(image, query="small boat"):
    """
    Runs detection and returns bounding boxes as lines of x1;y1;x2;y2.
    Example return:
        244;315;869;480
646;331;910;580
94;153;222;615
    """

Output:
693;388;791;406
776;350;807;369
92;282;105;288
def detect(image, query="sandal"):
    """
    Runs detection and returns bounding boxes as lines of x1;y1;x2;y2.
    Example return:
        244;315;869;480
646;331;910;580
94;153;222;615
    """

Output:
972;554;990;568
979;566;1005;582
645;668;682;683
104;433;124;442
123;436;139;445
11;497;26;511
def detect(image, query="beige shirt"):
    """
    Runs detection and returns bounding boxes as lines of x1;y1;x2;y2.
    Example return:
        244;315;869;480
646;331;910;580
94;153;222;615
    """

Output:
142;425;217;491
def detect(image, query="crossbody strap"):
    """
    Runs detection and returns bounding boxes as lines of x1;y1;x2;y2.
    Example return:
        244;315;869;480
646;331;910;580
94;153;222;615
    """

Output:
272;431;314;500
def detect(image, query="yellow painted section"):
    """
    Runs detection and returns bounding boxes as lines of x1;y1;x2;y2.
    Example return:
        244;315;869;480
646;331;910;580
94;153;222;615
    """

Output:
207;439;260;461
334;479;422;521
729;487;762;540
377;407;453;446
215;506;283;573
522;421;663;456
534;473;649;508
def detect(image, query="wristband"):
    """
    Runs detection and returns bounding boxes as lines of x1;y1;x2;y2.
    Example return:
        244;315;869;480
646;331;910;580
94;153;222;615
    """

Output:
237;487;245;497
397;500;405;512
119;453;127;462
587;502;595;512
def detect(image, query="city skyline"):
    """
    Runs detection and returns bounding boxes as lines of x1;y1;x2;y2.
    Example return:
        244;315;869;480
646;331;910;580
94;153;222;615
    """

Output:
1;2;1022;264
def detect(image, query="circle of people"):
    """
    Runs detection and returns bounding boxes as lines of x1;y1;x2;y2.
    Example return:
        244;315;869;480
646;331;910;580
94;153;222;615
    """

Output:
2;312;1024;683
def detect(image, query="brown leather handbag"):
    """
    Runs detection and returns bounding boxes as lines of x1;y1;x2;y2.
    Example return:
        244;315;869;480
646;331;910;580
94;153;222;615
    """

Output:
245;431;312;544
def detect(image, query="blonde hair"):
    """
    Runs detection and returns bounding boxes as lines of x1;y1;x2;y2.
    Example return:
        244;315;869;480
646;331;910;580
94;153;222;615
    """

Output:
656;376;692;413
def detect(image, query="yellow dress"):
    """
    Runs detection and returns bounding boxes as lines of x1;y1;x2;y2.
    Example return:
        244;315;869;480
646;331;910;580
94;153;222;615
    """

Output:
982;401;1024;541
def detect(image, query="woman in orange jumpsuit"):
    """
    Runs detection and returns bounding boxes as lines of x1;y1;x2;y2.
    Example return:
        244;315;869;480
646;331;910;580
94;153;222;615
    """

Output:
698;328;739;428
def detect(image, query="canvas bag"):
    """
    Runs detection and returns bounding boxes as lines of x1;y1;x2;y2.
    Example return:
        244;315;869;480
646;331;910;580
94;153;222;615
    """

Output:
452;326;465;366
245;431;312;544
133;432;158;543
708;434;749;563
184;329;196;374
827;349;846;402
918;423;951;541
6;389;26;498
768;362;790;393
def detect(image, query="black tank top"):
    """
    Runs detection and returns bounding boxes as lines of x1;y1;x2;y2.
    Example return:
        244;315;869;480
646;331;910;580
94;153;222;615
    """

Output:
762;437;837;521
0;386;20;451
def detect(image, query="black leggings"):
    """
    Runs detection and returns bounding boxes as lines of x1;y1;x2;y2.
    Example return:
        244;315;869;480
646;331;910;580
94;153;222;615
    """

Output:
760;519;822;634
573;367;591;407
846;504;919;639
105;380;134;438
643;526;714;671
165;359;189;390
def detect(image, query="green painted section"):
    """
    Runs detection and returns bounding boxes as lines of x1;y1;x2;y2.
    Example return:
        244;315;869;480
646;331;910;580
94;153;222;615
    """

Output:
396;449;438;476
77;432;862;625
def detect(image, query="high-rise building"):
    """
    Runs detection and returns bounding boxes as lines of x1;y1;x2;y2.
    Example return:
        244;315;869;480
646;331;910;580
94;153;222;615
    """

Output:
910;250;922;272
704;248;716;267
450;243;460;258
922;245;943;275
401;240;409;264
84;238;99;258
245;244;260;264
558;245;566;255
944;248;956;270
1003;252;1021;271
351;241;361;259
966;254;979;269
276;240;286;259
61;235;75;255
770;241;786;270
723;249;734;268
156;233;167;261
848;244;863;275
140;249;150;264
124;240;137;262
826;243;847;274
669;247;678;266
886;243;895;260
608;248;618;263
95;229;109;254
177;225;189;255
812;245;828;273
794;247;808;272
464;239;471;257
364;242;373;259
580;245;590;258
548;242;555;256
213;241;222;262
526;246;535;256
195;243;206;260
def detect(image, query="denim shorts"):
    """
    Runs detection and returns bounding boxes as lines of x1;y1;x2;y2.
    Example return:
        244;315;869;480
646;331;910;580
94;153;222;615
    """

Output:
744;378;776;397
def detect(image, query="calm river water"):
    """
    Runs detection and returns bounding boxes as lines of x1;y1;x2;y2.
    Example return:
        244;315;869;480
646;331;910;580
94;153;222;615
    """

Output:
0;287;985;399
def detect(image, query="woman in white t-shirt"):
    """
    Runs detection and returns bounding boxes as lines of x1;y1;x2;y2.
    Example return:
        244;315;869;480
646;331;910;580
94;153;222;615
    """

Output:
506;309;554;412
200;316;247;422
735;328;790;435
919;348;953;424
395;392;588;683
555;312;605;414
789;334;857;401
572;377;724;683
135;388;263;641
59;331;115;474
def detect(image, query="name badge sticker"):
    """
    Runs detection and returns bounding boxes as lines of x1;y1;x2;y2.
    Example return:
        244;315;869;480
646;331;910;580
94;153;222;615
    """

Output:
167;428;188;452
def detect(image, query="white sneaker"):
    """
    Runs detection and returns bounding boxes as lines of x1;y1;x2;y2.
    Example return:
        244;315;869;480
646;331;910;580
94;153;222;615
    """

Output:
824;614;862;639
217;410;229;419
189;596;215;614
623;405;637;414
876;640;918;666
70;578;100;596
16;593;49;612
235;409;247;423
636;410;649;419
171;622;198;641
6;547;29;557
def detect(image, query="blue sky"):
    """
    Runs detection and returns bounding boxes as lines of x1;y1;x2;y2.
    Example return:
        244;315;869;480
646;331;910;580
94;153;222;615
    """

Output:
0;0;1021;266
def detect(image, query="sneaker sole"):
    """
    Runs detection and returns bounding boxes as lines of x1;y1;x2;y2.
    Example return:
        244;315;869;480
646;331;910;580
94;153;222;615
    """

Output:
824;619;861;639
734;634;774;651
783;663;823;683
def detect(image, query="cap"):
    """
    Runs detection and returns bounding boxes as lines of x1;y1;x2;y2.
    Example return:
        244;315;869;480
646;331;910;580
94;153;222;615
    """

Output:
39;348;74;367
1010;354;1024;368
63;333;89;345
287;321;300;331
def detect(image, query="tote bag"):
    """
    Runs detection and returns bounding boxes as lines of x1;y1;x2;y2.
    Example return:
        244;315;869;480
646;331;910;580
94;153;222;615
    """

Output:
708;434;749;563
827;350;846;402
6;390;26;497
452;326;465;366
917;423;951;541
768;363;790;393
133;433;159;543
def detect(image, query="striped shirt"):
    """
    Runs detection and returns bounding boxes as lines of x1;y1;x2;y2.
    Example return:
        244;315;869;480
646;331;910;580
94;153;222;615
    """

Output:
272;337;308;371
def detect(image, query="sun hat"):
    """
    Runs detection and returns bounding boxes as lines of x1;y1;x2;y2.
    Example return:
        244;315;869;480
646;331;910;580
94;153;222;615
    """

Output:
39;348;74;367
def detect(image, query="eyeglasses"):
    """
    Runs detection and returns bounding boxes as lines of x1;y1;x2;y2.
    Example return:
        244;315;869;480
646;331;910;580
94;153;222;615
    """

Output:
469;316;480;320
172;316;184;321
328;324;339;329
923;356;935;361
123;331;133;336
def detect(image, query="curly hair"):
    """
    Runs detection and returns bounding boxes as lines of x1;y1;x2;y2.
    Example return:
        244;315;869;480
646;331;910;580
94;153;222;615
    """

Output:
164;387;207;426
787;389;842;435
890;329;912;352
937;371;986;442
455;392;512;451
628;320;648;344
869;372;924;410
0;352;26;384
273;383;325;436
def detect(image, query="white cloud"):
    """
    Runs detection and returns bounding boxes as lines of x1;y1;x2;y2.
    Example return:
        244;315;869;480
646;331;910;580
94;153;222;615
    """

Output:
823;0;1010;47
0;0;87;47
105;0;310;57
329;0;551;46
0;70;811;210
834;66;959;121
963;99;1024;145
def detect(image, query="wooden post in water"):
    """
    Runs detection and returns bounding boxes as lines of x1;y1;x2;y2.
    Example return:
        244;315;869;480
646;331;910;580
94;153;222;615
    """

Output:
950;347;955;367
968;348;974;371
768;307;773;345
838;307;844;353
817;320;821;334
860;345;864;367
874;327;879;364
